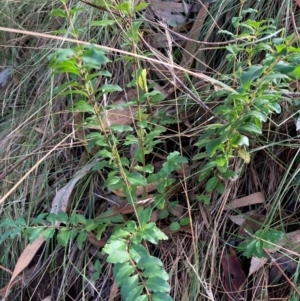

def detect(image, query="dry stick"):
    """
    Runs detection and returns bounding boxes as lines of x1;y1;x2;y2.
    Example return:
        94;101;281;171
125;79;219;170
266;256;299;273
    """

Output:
0;116;73;180
0;26;236;93
263;248;300;298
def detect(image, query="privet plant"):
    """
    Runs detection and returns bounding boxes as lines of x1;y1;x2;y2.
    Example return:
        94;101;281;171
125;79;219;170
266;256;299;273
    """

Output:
195;12;300;256
2;5;300;299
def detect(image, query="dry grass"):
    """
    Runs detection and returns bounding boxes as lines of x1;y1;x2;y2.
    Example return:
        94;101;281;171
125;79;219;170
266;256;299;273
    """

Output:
1;0;300;300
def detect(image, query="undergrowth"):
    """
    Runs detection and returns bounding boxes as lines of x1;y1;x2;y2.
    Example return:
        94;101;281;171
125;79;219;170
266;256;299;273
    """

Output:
1;0;300;300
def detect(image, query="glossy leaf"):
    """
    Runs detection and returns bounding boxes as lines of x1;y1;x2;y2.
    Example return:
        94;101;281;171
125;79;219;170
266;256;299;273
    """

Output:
241;65;263;90
114;263;135;286
205;176;219;192
137;256;163;269
146;277;170;292
106;251;130;263
152;292;174;301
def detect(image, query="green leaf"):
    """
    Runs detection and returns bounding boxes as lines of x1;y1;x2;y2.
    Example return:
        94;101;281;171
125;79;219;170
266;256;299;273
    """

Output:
91;20;116;26
43;228;55;241
135;295;148;301
92;160;108;171
222;170;239;179
73;100;94;113
31;213;48;225
196;194;210;204
146;277;170;292
120;275;139;300
82;46;110;67
216;183;226;194
76;231;87;250
50;9;67;18
152;225;168;241
95;224;107;240
137;256;163;269
95;259;102;272
169;222;180;232
28;227;44;243
238;123;262;134
143;266;169;281
137;207;152;226
141;228;159;244
57;227;71;246
268;103;281;114
258;229;284;245
205;176;219;192
126;285;143;301
206;138;223;157
114;263;135;286
179;218;190;226
46;213;57;224
84;221;98;232
103;240;127;254
159;210;169;219
55;212;69;224
241;65;264;90
69;214;87;226
127;173;147;186
134;2;149;11
154;194;165;210
109;124;133;132
129;244;149;263
152;292;174;301
107;251;130;263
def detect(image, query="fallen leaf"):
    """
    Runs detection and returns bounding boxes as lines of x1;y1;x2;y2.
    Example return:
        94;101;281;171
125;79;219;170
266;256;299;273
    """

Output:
4;236;45;298
51;162;95;217
221;247;246;301
1;163;95;297
224;192;265;210
249;257;268;277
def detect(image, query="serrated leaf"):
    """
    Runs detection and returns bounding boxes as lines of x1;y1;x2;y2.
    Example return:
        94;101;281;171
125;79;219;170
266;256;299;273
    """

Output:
152;292;174;301
238;123;262;134
205;176;219;192
73;100;95;113
196;194;210;204
146;277;170;293
107;251;130;263
114;263;135;286
76;231;87;250
142;266;169;280
137;256;163;269
134;295;148;301
126;285;143;301
129;244;149;262
241;65;264;90
43;228;55;241
127;173;147;186
109;124;133;132
137;207;152;226
28;227;44;243
120;275;139;300
103;241;127;254
57;228;71;246
55;212;69;224
50;9;67;18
